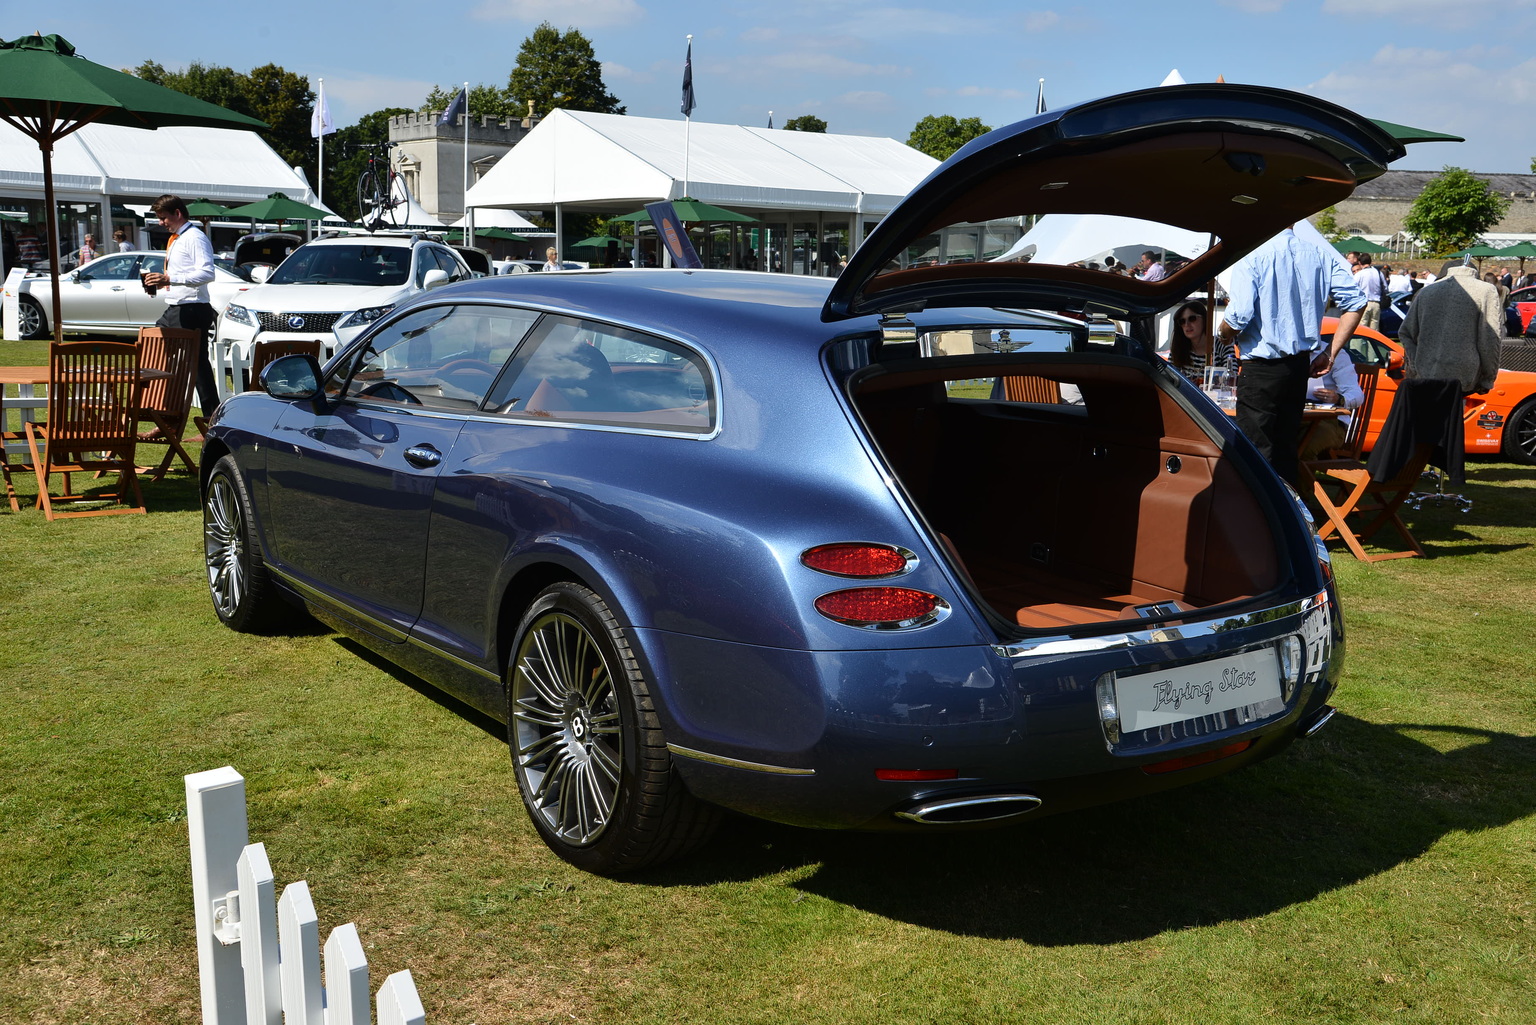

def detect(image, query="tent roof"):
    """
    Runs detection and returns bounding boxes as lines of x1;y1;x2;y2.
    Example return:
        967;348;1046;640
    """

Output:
0;119;319;206
465;109;939;216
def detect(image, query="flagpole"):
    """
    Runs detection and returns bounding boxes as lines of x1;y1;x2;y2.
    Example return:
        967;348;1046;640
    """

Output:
317;78;324;204
463;81;472;245
683;34;692;201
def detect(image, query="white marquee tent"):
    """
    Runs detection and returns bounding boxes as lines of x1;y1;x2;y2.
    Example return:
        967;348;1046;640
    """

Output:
0;119;324;210
465;109;939;257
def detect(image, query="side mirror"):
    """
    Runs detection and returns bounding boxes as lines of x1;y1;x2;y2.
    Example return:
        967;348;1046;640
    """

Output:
250;265;273;284
71;270;85;283
423;268;450;291
261;354;324;400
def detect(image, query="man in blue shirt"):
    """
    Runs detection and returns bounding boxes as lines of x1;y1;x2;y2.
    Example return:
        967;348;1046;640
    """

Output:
1218;225;1365;484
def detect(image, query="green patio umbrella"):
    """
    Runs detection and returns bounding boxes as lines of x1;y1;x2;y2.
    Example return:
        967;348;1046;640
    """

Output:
0;32;266;341
614;198;757;223
185;198;231;218
224;192;333;225
1332;235;1390;255
444;227;528;244
571;236;623;248
1498;241;1536;276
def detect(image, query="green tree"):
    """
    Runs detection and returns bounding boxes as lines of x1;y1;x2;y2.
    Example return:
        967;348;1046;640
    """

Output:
133;60;316;195
323;107;412;221
507;22;624;118
423;83;522;121
783;115;827;133
1403;166;1510;256
906;114;992;160
1313;205;1345;242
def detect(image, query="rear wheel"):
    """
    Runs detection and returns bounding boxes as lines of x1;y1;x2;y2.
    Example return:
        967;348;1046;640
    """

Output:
1503;399;1536;464
204;455;288;632
507;581;717;875
18;295;47;339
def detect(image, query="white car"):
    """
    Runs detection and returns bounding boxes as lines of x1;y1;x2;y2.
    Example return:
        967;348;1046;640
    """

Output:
14;251;251;339
214;234;473;366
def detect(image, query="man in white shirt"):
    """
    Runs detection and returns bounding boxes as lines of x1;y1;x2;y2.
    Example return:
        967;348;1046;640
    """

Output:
142;194;219;417
1300;347;1365;462
1134;250;1167;282
1351;252;1386;330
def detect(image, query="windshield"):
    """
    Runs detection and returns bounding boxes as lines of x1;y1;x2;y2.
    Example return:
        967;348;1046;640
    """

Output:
269;244;411;286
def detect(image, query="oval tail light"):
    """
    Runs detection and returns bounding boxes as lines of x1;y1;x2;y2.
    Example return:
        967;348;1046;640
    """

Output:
801;542;913;578
815;586;949;629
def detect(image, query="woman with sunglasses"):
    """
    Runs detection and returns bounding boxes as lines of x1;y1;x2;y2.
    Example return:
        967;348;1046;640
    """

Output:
1166;300;1233;384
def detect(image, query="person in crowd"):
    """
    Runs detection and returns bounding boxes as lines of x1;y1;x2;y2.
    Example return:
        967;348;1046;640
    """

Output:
113;228;135;252
1387;264;1410;295
1134;250;1166;282
141;194;219;419
1483;270;1510;309
1398;264;1502;398
2;225;15;269
1166;300;1233;384
16;223;42;264
1217;224;1365;484
542;247;562;272
1299;346;1365;462
76;233;97;266
1498;265;1514;291
1407;270;1425;294
1351;251;1386;330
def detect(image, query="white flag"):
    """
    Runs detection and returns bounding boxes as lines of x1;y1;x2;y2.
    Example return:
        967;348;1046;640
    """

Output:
311;80;335;138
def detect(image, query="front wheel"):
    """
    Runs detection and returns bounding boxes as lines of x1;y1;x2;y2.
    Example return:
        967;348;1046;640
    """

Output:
204;455;288;633
1503;399;1536;464
18;295;47;339
507;582;717;875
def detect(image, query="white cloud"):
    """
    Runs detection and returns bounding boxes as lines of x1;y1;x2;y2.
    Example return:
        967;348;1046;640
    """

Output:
1022;11;1061;31
1308;45;1536;171
747;52;910;78
1320;0;1535;23
472;0;644;27
741;27;781;43
323;74;439;119
834;90;897;109
952;85;1029;100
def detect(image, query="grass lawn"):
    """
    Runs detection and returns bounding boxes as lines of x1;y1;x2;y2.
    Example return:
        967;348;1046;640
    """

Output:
2;341;1533;1023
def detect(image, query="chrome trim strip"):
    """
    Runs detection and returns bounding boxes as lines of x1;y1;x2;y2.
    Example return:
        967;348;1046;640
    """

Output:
993;590;1330;659
667;744;816;776
269;566;501;682
1300;705;1337;738
894;793;1043;824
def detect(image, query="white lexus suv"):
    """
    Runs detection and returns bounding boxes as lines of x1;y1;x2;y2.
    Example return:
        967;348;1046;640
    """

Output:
214;233;473;376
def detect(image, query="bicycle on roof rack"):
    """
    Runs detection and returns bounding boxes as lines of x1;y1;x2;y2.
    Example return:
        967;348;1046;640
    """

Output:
357;146;407;231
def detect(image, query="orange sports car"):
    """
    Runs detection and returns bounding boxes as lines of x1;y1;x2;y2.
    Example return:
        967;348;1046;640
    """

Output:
1328;317;1536;465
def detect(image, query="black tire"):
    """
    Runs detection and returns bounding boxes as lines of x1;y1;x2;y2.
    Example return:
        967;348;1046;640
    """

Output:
357;168;378;228
1503;399;1536;465
18;295;47;340
507;581;718;875
203;455;288;633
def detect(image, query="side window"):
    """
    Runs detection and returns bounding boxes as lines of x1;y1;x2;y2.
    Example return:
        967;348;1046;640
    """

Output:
85;255;138;280
433;247;468;283
329;304;539;411
485;316;715;434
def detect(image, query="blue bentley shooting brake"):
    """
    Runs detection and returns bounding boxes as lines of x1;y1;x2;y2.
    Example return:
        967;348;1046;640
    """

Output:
201;84;1403;873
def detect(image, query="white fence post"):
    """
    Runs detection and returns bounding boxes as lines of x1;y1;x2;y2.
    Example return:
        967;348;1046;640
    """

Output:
278;881;324;1025
186;768;429;1024
185;767;249;1025
236;844;281;1025
323;924;370;1025
377;971;427;1025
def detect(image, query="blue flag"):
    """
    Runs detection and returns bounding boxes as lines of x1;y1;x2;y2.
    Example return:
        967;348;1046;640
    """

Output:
681;42;695;117
439;87;467;127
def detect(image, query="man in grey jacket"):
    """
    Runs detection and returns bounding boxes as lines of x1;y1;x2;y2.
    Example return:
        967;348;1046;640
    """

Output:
1396;265;1501;396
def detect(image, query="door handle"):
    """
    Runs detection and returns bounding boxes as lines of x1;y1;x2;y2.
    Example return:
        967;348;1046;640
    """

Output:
403;444;442;468
111;285;126;291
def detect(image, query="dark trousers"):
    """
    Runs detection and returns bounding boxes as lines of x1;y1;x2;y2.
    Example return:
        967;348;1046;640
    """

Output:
1235;352;1312;485
156;302;218;418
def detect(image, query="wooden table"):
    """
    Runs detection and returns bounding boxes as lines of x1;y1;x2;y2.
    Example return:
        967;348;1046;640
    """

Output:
1;365;171;456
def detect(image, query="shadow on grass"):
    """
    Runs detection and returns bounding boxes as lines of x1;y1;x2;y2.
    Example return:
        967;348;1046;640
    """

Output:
334;636;506;743
649;716;1536;943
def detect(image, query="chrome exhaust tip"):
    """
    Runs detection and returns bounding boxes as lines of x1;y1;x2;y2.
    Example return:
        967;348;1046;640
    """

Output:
1300;704;1336;739
894;792;1042;825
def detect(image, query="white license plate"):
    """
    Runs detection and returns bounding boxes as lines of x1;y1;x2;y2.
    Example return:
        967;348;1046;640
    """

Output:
1115;647;1282;733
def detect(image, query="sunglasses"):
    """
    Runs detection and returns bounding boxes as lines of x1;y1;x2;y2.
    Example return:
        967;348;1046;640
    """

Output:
1178;315;1202;324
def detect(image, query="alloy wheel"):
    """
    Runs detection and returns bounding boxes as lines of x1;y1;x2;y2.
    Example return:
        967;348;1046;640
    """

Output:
204;475;246;619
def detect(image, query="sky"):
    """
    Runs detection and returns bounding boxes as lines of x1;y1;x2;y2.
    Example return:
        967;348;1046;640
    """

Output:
23;0;1536;173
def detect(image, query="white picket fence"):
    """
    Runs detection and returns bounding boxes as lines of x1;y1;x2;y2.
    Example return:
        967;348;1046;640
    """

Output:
185;767;426;1025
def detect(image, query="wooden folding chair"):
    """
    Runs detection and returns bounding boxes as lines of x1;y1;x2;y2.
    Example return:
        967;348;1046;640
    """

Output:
134;327;200;481
1306;375;1455;563
247;339;322;391
24;341;147;520
1300;366;1381;467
